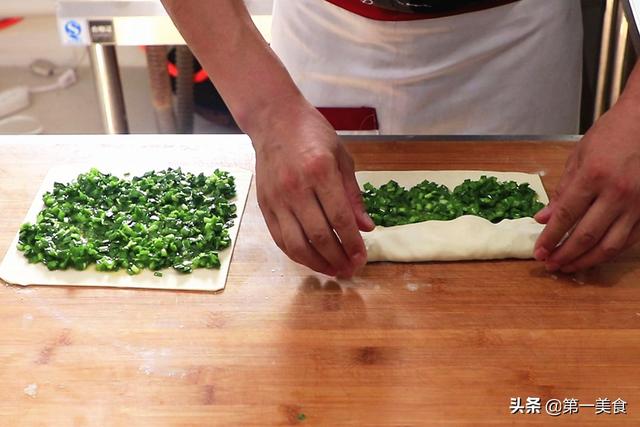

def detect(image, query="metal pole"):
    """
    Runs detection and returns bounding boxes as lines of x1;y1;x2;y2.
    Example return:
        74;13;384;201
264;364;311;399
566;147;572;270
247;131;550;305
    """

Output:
88;44;129;134
594;0;618;122
145;45;177;134
622;0;640;52
609;3;631;106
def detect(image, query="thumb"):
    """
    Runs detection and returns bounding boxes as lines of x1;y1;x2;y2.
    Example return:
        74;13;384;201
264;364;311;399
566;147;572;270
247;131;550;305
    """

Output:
536;167;575;224
338;150;375;232
535;203;554;224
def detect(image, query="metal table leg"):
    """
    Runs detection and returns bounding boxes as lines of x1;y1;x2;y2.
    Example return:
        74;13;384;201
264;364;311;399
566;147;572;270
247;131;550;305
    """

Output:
594;0;618;122
609;2;632;106
621;0;640;54
88;44;129;134
594;0;635;122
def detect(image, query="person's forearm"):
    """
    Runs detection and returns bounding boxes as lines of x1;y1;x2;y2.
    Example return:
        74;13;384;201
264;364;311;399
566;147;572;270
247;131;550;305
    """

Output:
161;0;304;136
618;60;640;107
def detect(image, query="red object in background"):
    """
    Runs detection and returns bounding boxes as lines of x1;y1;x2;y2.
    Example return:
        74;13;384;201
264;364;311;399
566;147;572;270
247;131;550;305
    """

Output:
317;107;379;131
140;46;209;84
166;61;209;84
0;17;23;31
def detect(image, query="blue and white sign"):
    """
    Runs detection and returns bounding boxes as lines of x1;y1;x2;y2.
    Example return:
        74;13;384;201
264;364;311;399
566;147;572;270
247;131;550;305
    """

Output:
64;20;82;41
58;18;89;45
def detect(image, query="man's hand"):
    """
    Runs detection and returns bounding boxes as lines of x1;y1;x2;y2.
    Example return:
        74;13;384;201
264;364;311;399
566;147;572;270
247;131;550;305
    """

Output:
251;97;375;277
534;90;640;273
159;1;374;276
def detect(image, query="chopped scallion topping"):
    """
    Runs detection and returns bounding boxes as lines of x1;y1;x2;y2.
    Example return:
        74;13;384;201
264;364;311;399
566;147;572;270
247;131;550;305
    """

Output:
17;168;237;275
363;175;544;227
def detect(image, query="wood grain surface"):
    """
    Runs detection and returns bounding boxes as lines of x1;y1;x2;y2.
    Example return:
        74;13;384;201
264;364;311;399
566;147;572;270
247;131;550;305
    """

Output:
1;135;638;426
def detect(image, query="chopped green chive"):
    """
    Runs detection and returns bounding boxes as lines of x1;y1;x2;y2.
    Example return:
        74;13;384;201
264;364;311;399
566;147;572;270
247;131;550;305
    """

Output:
363;175;545;227
17;168;237;275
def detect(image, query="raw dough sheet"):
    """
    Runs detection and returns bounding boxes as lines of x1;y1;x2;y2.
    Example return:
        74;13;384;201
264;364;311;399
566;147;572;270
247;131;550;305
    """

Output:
0;165;252;292
357;171;549;262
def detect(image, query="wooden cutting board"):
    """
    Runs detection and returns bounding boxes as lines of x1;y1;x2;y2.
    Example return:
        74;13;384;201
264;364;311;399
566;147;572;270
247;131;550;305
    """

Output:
1;135;639;426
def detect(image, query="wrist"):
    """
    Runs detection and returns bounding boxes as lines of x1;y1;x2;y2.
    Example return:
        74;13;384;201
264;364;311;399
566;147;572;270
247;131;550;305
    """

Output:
239;87;307;136
615;61;640;112
613;89;640;124
241;91;314;148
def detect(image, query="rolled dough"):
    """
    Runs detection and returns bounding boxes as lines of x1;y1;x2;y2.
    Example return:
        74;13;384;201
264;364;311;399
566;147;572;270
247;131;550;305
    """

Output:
356;171;549;262
0;165;252;292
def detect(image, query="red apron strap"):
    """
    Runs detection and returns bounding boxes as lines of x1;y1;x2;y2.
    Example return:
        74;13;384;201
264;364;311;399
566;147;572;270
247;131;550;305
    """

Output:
325;0;519;21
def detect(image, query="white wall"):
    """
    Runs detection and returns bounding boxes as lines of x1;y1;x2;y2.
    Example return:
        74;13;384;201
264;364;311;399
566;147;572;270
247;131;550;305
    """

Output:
0;16;84;68
0;16;146;68
0;0;57;16
0;0;274;68
1;0;274;17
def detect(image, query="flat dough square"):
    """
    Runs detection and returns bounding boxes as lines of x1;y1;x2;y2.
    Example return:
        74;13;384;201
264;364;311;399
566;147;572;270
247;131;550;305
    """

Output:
356;170;548;262
0;165;252;292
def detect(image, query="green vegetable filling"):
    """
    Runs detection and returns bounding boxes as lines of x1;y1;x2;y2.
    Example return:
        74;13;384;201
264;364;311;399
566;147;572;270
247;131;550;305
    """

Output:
363;175;545;227
17;168;237;275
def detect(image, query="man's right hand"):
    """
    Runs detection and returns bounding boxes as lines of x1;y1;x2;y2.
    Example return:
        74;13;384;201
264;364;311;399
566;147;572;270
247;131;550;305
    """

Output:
159;0;373;276
250;98;375;277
